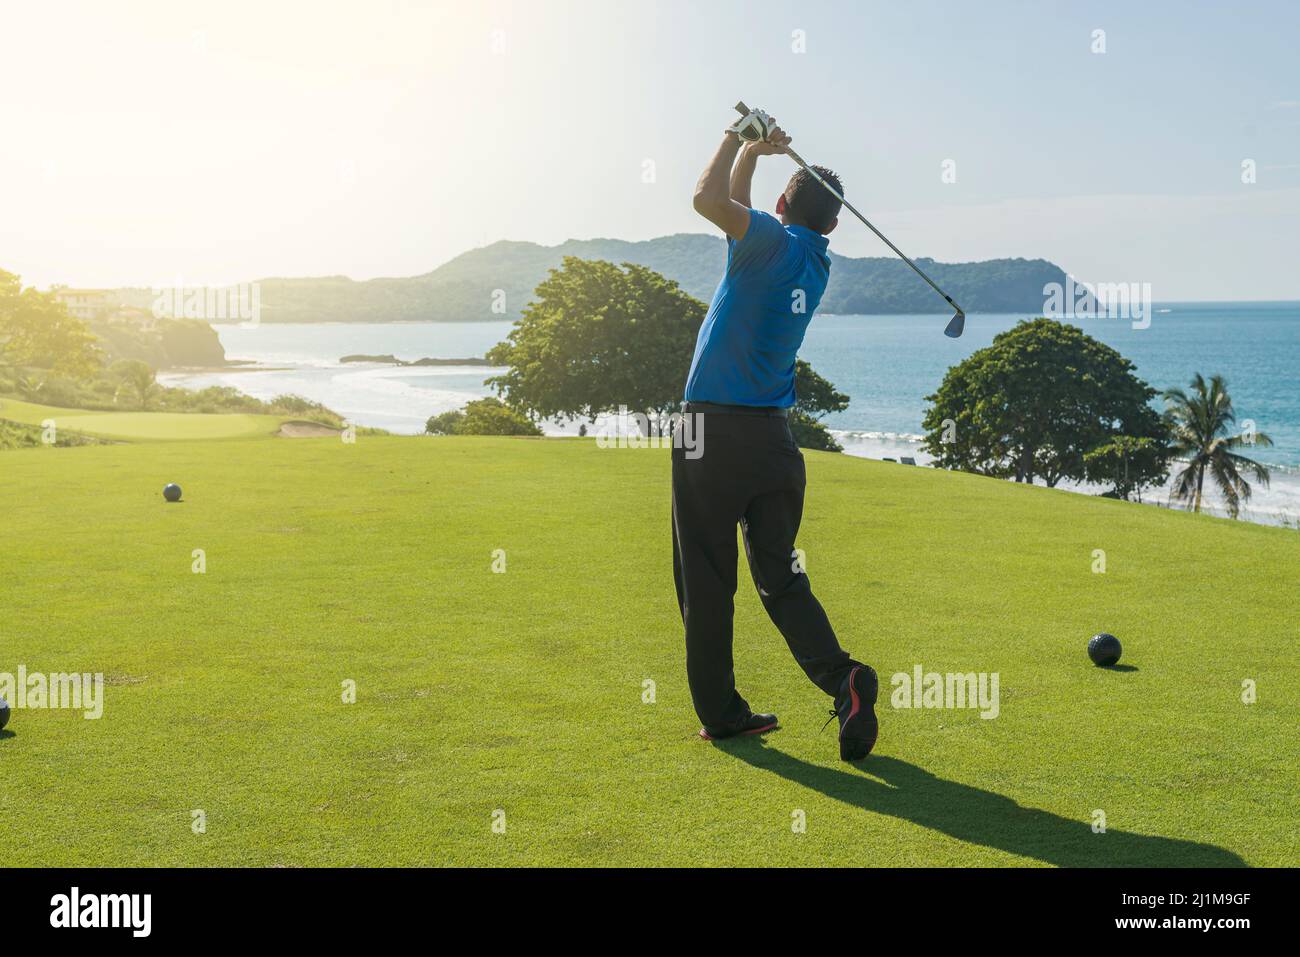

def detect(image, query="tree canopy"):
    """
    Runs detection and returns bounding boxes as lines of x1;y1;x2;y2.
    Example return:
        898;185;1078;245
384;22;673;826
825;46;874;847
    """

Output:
486;257;704;429
790;359;850;452
487;257;849;447
425;397;542;437
0;270;102;379
922;318;1168;491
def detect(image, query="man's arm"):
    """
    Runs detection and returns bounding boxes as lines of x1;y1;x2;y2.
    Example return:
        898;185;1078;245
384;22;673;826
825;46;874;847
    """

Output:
729;144;760;208
692;133;750;241
693;121;793;241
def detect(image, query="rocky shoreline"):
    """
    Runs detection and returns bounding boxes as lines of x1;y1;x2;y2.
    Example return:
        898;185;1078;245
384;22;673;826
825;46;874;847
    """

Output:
339;354;492;366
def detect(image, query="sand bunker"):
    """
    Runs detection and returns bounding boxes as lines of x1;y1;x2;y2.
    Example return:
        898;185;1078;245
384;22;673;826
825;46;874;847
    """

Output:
276;421;341;438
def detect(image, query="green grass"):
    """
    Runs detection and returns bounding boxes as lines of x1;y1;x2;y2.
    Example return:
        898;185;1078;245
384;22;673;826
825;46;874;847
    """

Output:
0;396;283;441
0;418;110;449
1;435;1296;866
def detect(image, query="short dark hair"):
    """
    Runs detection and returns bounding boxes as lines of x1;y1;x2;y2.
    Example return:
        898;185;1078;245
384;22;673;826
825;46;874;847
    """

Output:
783;165;842;234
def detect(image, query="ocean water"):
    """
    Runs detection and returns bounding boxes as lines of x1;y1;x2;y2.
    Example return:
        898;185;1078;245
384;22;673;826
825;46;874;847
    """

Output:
160;303;1300;524
804;304;1300;471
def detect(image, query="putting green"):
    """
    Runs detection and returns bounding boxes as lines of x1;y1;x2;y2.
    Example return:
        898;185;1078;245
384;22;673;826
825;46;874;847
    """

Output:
0;396;282;441
1;436;1295;866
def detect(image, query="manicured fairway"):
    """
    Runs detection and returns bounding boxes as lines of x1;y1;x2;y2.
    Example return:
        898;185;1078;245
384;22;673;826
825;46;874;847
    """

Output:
1;436;1296;866
0;397;282;441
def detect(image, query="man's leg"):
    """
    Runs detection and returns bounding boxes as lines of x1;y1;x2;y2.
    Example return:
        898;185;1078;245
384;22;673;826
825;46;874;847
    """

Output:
740;461;855;698
741;442;878;759
671;435;751;731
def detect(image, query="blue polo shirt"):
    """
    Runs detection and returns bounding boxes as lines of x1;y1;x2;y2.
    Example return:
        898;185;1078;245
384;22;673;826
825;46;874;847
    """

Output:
683;208;831;408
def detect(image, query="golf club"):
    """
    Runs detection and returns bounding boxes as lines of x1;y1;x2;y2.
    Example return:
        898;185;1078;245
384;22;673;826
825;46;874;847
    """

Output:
734;102;966;338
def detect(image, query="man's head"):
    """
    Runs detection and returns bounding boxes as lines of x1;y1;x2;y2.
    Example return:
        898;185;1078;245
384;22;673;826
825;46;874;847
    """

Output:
776;165;842;235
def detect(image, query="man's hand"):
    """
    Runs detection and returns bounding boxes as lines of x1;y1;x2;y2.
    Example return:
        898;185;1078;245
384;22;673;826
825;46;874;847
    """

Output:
694;116;793;240
745;121;791;156
727;122;791;208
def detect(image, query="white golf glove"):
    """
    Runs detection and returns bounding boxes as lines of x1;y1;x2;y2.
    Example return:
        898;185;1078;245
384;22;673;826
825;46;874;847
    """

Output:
726;107;772;144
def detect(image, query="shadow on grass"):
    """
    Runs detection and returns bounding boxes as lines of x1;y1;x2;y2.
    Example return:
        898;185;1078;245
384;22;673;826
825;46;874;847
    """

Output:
1101;664;1140;673
713;738;1244;867
0;730;14;741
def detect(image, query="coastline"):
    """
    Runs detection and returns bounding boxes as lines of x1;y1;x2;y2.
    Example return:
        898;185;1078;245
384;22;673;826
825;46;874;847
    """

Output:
825;430;1300;528
159;308;1300;528
161;359;272;374
158;358;1300;528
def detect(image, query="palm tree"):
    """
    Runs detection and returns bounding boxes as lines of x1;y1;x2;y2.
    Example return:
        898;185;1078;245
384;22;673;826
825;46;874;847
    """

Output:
14;372;42;399
1162;373;1272;518
113;360;158;410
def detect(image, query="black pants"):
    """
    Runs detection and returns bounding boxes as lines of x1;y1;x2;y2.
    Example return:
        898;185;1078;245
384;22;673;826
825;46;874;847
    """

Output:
671;406;854;731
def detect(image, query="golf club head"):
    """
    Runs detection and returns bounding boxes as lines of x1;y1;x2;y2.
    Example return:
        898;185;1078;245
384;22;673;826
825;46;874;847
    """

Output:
944;311;965;338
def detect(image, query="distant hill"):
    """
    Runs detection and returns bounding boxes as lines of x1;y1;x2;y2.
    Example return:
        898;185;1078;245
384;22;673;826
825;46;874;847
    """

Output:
115;234;1066;323
88;316;227;368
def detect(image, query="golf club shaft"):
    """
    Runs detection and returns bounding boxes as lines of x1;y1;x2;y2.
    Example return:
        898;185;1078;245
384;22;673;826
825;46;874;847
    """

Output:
733;102;963;319
784;147;961;315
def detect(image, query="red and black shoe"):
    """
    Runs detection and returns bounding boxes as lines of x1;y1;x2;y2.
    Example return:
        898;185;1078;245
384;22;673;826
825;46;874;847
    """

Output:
825;665;879;761
699;711;779;741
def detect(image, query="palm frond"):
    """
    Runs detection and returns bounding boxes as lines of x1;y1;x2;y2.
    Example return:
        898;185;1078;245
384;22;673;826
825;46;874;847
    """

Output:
1223;450;1272;487
1168;462;1199;503
1223;430;1274;451
1209;457;1245;517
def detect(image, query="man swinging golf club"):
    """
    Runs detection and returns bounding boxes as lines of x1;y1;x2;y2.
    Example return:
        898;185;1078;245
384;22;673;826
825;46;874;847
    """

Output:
673;106;878;761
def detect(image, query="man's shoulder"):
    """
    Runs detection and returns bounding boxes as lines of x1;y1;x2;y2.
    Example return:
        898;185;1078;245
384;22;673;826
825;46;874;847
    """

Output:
727;209;793;269
746;208;789;241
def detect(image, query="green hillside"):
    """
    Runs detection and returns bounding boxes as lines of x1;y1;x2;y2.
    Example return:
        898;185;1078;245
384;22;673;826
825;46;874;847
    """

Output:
111;235;1065;323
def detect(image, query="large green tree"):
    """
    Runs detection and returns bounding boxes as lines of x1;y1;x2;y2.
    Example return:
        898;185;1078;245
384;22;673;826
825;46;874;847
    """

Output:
1162;373;1272;518
0;270;102;379
922;318;1168;487
789;359;849;452
486;257;703;434
486;257;850;446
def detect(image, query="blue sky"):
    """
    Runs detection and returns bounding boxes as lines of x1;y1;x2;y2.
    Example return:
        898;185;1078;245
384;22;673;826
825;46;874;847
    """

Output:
1;0;1296;298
